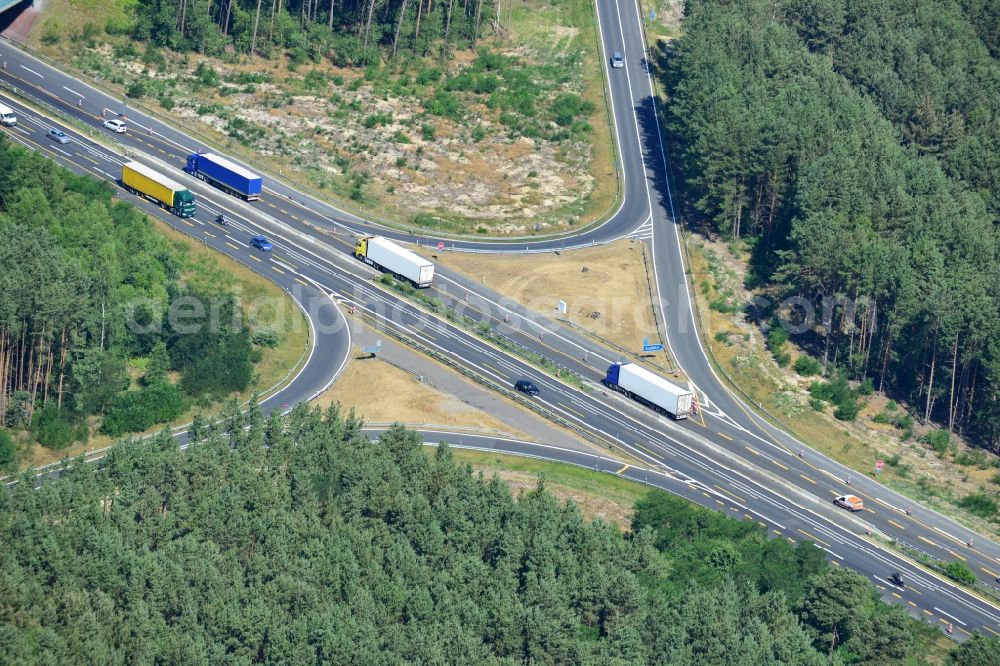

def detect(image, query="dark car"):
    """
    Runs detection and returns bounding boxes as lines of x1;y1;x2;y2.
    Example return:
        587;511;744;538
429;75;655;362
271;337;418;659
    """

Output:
514;379;540;396
47;129;70;144
250;234;273;251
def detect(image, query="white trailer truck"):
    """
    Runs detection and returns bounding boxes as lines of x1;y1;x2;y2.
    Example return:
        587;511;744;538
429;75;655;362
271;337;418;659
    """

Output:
603;362;693;419
355;236;435;288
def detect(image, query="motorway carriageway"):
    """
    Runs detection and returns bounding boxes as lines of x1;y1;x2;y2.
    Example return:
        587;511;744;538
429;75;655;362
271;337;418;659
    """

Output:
2;90;999;639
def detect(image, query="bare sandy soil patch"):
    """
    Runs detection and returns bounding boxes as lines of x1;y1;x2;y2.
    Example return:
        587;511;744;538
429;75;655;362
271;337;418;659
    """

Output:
29;0;616;236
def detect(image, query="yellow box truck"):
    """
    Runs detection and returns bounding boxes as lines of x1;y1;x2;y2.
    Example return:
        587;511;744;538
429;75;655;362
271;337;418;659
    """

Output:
121;161;196;218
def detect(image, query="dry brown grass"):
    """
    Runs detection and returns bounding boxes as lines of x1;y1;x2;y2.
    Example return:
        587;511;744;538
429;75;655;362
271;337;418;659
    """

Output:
437;239;666;361
314;349;531;438
448;449;646;530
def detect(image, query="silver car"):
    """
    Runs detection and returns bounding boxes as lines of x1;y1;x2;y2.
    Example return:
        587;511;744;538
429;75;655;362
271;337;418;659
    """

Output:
47;129;70;144
612;52;624;68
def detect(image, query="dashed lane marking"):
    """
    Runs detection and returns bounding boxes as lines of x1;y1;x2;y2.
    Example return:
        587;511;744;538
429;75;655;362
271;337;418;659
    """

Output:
796;529;831;549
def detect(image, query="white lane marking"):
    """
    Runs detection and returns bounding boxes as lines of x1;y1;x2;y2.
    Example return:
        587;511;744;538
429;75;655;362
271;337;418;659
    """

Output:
51;145;71;157
62;86;84;99
272;259;297;273
933;607;967;626
225;236;249;248
21;65;43;78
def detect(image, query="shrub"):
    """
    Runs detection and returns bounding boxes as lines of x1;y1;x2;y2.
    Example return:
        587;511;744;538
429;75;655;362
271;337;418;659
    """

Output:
957;492;998;520
858;377;875;395
252;326;280;348
809;397;825;412
415;68;440;85
158;95;175;111
944;560;977;585
793;355;822;376
101;382;186;437
920;429;950;456
872;411;891;425
31;406;86;450
421;124;436;141
194;61;219;88
766;326;789;350
0;428;16;472
834;398;861;421
125;81;146;98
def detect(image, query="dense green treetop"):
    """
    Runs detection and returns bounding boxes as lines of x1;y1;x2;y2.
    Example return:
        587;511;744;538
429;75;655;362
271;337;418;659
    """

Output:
1;405;982;663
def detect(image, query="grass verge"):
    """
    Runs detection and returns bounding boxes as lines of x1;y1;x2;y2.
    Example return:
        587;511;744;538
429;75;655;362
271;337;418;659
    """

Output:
438;447;646;529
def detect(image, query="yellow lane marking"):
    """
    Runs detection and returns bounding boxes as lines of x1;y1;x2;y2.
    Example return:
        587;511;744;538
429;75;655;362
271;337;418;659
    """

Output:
715;500;724;507
226;242;240;250
985;626;1000;637
713;484;746;503
557;402;586;419
799;473;816;484
481;362;508;379
271;265;285;275
797;529;832;548
832;560;840;566
891;592;901;599
771;460;789;471
616;464;629;475
294;278;308;286
923;609;933;616
757;521;766;528
290;214;299;220
279;209;289;214
908;601;916;608
744;446;760;456
717;431;732;441
771;529;782;536
267;202;276;208
949;550;966;562
918;535;937;547
887;519;906;530
787;537;796;544
204;231;216;238
702;492;711;499
181;219;194;227
249;255;261;262
981;567;999;578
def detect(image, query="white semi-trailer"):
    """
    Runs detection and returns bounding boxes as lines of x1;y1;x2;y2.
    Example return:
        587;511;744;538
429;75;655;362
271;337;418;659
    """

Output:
603;362;693;419
355;236;435;288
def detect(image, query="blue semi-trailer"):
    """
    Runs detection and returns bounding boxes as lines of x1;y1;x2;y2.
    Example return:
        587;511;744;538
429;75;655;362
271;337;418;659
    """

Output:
185;152;263;200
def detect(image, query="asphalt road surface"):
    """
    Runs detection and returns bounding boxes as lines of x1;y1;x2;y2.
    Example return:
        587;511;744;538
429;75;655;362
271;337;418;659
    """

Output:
0;5;998;639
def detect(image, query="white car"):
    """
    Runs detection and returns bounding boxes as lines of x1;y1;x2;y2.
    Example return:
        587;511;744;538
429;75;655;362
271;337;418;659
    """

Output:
103;119;126;133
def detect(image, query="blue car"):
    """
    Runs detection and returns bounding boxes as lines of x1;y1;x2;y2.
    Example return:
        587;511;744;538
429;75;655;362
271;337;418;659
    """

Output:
250;234;273;251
